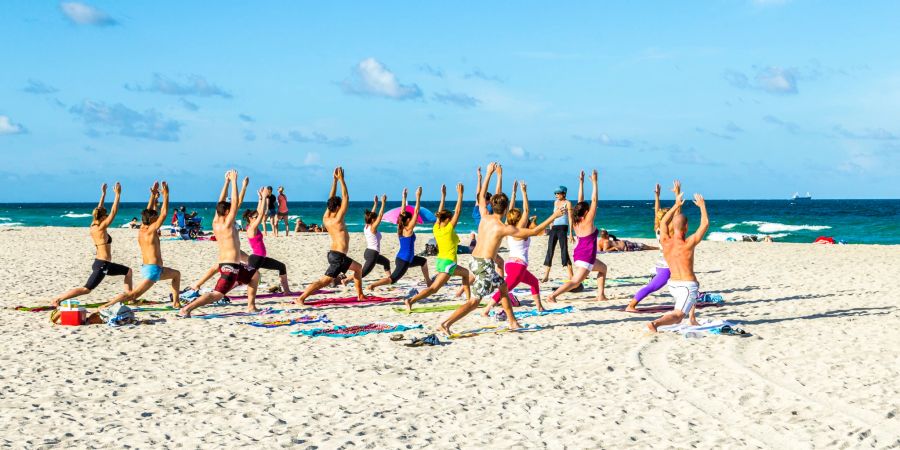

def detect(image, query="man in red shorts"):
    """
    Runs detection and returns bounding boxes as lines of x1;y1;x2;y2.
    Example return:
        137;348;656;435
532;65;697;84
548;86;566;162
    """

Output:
179;170;261;317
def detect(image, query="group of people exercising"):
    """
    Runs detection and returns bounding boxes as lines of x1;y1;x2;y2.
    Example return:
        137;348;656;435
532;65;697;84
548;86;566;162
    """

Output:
50;162;710;333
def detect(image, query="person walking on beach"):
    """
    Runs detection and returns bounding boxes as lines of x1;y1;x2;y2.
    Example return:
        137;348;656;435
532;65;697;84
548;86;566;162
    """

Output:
626;182;678;312
179;170;261;316
541;183;575;282
546;170;609;304
367;187;432;292
294;167;365;304
404;183;471;312
264;186;277;236
647;188;710;331
50;182;132;306
360;194;391;279
438;162;565;335
242;187;293;294
102;181;181;308
276;186;290;237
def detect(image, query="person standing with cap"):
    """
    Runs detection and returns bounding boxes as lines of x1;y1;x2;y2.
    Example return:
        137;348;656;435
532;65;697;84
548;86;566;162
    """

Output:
542;183;575;282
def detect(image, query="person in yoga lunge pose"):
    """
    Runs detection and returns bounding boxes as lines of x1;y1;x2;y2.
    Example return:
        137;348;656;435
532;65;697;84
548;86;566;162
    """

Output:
367;187;432;291
647;188;709;331
241;187;292;294
360;194;391;279
179;170;261;316
438;163;565;335
626;182;679;311
452;166;506;298
51;182;133;306
598;229;659;252
294;167;365;304
404;183;471;312
546;170;609;303
482;180;556;315
102;181;181;308
541;183;575;283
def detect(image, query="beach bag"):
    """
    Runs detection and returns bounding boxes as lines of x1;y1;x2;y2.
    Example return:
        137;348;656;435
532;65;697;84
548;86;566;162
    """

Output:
421;238;438;257
100;302;136;327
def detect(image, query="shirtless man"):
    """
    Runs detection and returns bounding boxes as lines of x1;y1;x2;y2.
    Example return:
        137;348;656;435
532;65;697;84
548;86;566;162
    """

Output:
179;170;261;317
647;188;710;332
102;181;181;308
294;167;365;304
438;162;564;335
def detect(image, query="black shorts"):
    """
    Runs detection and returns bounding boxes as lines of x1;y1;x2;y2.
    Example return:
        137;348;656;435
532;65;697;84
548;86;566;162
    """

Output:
85;259;130;290
248;254;287;275
325;251;354;278
389;256;427;283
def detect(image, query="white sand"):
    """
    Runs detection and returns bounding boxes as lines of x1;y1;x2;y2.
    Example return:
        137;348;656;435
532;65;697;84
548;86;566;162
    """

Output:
1;227;898;448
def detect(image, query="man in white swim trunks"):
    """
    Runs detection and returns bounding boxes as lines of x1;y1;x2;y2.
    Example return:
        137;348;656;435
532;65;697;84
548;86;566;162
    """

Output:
647;188;709;332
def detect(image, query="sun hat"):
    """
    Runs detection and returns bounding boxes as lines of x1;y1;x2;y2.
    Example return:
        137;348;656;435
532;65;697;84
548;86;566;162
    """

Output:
554;186;567;195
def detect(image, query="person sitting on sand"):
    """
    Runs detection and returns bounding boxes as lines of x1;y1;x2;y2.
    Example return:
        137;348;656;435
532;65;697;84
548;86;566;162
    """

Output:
598;229;659;252
367;187;432;292
547;170;609;304
482;180;558;316
294;167;365;304
647;188;710;332
242;187;293;294
179;170;261;316
129;217;140;229
404;183;471;312
438;162;565;335
51;183;133;307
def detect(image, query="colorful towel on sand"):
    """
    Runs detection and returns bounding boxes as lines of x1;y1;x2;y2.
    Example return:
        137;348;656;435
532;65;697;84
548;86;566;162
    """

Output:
624;301;724;313
192;307;287;319
226;289;335;300
490;305;576;320
291;322;422;338
392;303;485;314
657;319;739;337
12;299;163;312
448;323;543;339
302;296;399;307
241;314;331;328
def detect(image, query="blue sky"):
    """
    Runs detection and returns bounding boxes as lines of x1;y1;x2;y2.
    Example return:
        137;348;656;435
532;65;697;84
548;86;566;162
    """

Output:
1;1;898;202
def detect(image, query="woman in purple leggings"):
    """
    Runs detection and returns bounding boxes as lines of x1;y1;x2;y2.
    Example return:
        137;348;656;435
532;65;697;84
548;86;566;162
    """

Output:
625;182;678;311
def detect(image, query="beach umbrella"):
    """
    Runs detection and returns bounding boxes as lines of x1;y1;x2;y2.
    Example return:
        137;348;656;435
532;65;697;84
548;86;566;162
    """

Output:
383;206;437;225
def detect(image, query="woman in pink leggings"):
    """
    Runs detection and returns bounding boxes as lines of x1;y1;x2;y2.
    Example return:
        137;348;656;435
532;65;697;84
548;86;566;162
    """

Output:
626;182;679;311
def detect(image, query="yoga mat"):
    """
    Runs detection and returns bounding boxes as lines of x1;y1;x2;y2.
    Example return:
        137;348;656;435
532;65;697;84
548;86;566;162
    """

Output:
291;322;422;338
192;307;285;319
226;289;335;300
448;323;543;339
392;303;485;314
241;314;331;328
624;302;724;313
302;296;399;307
12;299;165;312
490;305;576;320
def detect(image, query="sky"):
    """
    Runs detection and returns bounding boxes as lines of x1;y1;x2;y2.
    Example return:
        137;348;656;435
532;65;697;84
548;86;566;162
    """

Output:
1;1;899;202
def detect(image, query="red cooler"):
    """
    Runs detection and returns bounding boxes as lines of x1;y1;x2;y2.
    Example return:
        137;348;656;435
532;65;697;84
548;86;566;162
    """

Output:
59;300;86;326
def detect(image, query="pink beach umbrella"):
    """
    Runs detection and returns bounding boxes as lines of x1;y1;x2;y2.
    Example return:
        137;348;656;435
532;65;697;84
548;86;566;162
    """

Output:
382;206;437;224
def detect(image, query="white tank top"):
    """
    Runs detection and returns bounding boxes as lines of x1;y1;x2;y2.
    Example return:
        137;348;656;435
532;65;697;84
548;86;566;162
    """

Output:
364;225;381;252
507;236;531;262
655;230;668;268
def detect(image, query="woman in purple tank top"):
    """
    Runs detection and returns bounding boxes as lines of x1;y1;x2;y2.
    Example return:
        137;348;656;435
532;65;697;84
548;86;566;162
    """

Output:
242;187;292;294
547;170;609;303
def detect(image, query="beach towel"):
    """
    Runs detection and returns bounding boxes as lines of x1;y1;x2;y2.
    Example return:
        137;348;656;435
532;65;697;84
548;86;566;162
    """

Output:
302;296;399;307
392;302;486;314
624;301;724;313
448;323;543;339
657;319;740;337
12;299;163;312
291;322;422;338
489;305;576;320
192;307;281;319
241;314;331;328
226;289;335;301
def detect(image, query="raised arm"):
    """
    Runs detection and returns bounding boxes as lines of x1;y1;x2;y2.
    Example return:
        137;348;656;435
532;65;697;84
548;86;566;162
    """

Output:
479;163;496;217
336;167;350;219
146;182;160;211
151;181;170;230
687;194;709;245
577;171;585;203
475;166;483;201
451;183;464;227
328;168;338;200
401;187;408;211
653;183;662;231
371;195;377;215
509;180;518;220
372;194;386;230
512;207;564;238
658;191;684;240
438;184;447;214
494;164;503;196
97;183;107;210
237;177;250;207
224;170;240;224
249;188;266;229
517;182;529;228
585;169;599;223
217;174;230;203
406;186;422;232
99;182;121;229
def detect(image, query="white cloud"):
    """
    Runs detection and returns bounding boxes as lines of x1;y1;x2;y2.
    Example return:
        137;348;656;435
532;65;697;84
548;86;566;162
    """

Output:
60;2;117;26
0;116;27;135
340;58;422;100
724;66;798;95
126;74;231;98
303;152;321;166
509;146;527;158
573;133;633;148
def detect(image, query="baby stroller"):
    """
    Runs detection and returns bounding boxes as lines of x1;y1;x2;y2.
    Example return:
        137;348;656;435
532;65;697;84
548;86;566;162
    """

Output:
173;209;203;240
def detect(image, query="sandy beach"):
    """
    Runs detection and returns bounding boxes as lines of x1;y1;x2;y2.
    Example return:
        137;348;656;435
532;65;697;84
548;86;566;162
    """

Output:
1;226;898;448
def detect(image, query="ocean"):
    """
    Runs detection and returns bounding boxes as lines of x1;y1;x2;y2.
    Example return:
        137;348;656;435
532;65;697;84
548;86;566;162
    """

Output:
1;200;898;245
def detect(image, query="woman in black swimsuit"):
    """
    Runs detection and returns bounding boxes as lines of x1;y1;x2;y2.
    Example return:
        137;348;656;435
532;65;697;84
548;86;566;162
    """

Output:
51;183;133;306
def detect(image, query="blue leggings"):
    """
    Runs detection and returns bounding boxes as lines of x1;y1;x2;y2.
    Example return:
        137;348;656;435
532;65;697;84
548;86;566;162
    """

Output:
634;267;671;303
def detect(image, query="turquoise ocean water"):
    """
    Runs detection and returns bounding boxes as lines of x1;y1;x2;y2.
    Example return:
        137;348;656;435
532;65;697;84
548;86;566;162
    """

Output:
1;200;898;245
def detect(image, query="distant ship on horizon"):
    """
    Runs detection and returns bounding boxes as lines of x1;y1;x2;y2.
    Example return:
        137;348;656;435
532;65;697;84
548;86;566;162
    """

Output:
792;192;812;201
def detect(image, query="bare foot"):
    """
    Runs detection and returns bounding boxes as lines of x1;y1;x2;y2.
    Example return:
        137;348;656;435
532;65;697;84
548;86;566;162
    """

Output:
690;319;700;326
293;297;306;305
646;321;658;333
357;294;366;301
177;307;192;318
596;295;610;301
546;295;558;304
247;306;260;313
172;301;182;309
403;298;413;313
624;299;638;312
481;307;491;317
540;276;549;283
508;319;521;331
51;299;61;307
437;323;452;336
